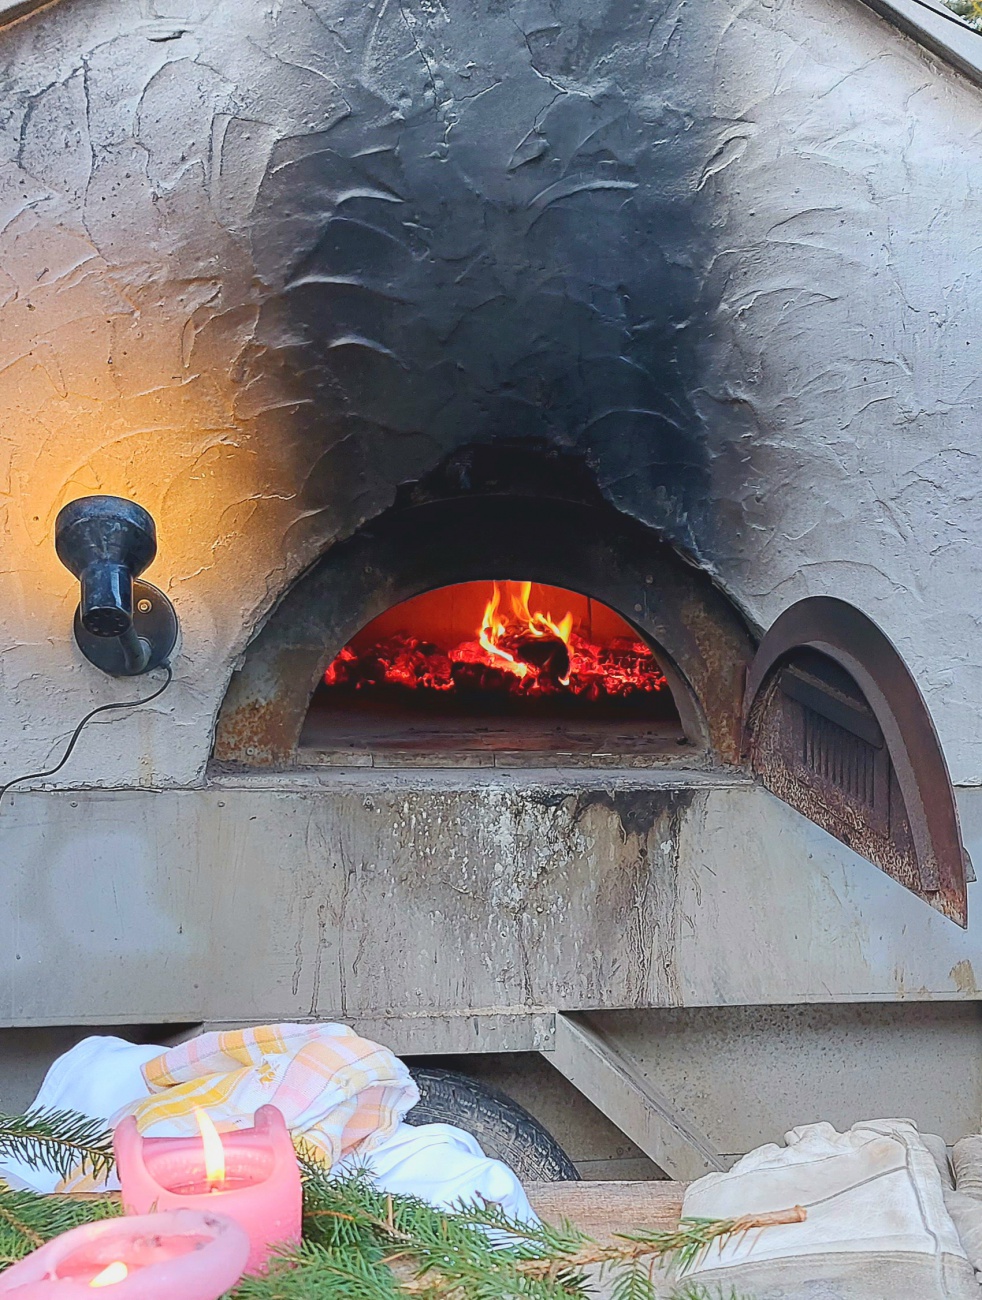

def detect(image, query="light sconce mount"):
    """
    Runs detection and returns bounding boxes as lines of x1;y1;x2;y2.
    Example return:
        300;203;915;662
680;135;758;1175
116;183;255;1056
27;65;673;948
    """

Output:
55;496;178;676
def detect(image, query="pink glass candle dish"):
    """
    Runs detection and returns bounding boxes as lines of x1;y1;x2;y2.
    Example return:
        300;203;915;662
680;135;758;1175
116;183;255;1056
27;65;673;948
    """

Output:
0;1208;248;1299
114;1104;302;1276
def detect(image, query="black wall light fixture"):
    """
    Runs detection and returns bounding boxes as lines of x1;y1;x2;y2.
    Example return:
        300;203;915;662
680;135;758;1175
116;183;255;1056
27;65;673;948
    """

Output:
55;496;178;676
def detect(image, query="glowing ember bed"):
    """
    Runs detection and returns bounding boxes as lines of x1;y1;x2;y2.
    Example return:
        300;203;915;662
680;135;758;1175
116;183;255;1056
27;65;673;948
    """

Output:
300;580;688;762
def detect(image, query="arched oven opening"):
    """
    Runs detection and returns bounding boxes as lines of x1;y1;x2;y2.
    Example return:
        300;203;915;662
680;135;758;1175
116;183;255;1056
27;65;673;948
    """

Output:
213;444;759;771
301;580;688;763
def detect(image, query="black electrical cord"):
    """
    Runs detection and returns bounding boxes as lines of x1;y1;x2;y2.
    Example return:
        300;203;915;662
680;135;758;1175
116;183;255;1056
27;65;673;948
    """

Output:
0;664;173;811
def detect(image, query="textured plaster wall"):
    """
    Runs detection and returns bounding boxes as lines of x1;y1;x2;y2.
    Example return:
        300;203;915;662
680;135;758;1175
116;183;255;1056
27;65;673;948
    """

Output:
0;0;980;788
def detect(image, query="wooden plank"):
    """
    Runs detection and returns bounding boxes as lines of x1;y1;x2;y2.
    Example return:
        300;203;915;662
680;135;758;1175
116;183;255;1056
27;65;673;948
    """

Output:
544;1013;726;1182
526;1180;684;1241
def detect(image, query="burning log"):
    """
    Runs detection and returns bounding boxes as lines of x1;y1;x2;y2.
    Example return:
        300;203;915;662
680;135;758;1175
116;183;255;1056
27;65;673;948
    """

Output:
509;634;571;687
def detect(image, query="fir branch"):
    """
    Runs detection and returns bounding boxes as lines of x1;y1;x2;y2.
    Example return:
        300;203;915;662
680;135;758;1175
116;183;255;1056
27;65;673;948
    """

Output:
295;1168;583;1300
610;1261;659;1300
456;1204;806;1278
0;1122;796;1300
0;1109;115;1183
232;1169;798;1300
0;1184;117;1265
0;1201;44;1251
234;1241;405;1300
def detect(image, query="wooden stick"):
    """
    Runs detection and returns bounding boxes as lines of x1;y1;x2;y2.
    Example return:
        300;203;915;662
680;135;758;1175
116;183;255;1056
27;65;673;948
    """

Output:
729;1205;807;1231
519;1204;808;1275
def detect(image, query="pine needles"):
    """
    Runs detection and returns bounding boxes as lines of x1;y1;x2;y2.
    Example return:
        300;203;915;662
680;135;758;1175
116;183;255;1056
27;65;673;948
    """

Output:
0;1109;115;1184
0;1185;119;1267
291;1160;587;1300
0;1110;799;1300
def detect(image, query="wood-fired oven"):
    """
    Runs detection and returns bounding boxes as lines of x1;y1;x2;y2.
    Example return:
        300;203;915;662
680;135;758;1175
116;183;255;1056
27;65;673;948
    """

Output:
215;446;970;927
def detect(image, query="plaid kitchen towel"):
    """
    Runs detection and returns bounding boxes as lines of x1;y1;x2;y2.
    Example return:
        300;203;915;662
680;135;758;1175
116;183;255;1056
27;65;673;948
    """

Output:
60;1022;419;1191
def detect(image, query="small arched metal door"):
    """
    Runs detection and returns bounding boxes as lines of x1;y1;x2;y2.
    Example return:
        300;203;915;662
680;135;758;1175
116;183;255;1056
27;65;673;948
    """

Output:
744;597;970;926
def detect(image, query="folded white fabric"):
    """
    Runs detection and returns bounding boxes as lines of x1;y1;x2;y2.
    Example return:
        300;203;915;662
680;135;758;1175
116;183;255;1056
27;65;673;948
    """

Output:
0;1033;535;1225
335;1121;535;1216
678;1118;981;1299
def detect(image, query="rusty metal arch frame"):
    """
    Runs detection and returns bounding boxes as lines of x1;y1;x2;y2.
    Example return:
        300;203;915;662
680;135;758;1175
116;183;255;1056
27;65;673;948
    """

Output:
212;495;758;768
744;595;969;926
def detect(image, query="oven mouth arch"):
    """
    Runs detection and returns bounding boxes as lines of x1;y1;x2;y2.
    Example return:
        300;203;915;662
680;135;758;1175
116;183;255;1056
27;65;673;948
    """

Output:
212;495;757;768
305;579;690;760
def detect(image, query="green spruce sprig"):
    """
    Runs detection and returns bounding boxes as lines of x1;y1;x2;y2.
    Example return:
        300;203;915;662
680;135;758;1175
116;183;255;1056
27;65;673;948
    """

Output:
0;1185;120;1267
0;1109;116;1183
0;1110;791;1300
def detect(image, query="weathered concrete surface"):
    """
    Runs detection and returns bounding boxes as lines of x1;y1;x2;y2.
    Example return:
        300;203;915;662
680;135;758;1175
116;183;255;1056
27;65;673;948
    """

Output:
0;0;981;789
547;1011;726;1179
594;1001;982;1151
0;773;978;1026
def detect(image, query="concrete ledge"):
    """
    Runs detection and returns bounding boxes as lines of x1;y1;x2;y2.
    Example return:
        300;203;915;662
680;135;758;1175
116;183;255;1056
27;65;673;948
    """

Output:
203;1013;557;1056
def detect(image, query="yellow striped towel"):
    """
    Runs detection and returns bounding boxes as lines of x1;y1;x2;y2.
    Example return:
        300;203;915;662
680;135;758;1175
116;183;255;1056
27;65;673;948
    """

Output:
60;1022;419;1192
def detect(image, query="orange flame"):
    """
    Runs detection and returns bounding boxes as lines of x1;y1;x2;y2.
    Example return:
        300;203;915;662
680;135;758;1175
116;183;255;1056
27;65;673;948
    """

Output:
478;582;527;678
510;581;574;643
90;1262;129;1288
195;1108;226;1190
478;581;574;685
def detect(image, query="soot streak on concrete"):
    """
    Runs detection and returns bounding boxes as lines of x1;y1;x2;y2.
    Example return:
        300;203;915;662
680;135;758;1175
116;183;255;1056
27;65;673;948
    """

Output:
570;787;697;842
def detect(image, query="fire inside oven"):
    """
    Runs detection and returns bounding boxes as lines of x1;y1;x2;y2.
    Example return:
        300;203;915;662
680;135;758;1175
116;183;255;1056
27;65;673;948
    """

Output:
300;580;686;759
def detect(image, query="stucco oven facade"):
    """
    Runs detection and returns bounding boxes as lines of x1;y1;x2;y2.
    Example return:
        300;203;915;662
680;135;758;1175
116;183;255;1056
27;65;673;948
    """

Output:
1;0;981;1173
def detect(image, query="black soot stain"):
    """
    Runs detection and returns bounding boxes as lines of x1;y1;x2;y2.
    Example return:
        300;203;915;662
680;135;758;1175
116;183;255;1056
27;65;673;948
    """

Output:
245;0;720;556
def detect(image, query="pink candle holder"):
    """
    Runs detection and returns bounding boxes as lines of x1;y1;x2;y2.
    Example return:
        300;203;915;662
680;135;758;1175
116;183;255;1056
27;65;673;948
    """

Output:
114;1105;302;1276
0;1209;248;1299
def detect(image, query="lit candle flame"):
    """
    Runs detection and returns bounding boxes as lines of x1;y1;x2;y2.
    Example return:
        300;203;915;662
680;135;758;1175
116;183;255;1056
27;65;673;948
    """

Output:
89;1261;128;1288
195;1108;226;1190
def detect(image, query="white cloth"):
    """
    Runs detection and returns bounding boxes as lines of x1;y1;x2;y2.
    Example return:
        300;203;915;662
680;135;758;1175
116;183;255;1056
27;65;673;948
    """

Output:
0;1034;536;1224
679;1118;980;1300
335;1120;534;1216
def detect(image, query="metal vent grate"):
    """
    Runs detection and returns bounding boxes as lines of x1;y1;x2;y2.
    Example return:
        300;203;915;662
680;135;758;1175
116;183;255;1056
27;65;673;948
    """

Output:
801;704;877;809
